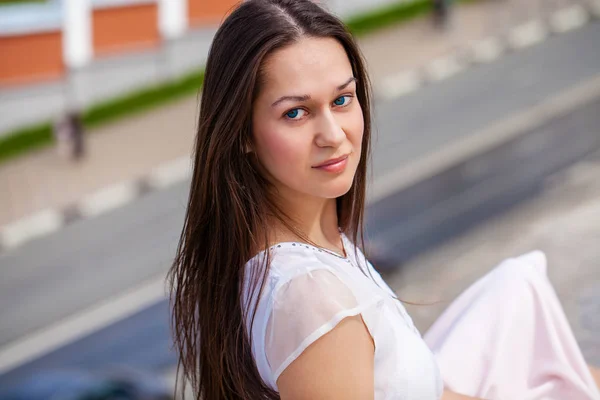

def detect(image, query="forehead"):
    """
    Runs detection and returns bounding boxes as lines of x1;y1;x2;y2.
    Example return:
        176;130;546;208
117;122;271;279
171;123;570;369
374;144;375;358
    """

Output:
260;37;354;97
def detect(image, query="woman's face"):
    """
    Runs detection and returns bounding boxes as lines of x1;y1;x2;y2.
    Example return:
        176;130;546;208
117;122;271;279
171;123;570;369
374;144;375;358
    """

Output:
252;37;364;202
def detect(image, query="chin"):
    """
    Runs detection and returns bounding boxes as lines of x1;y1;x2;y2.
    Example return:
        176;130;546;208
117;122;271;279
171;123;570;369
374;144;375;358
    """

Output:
318;177;355;199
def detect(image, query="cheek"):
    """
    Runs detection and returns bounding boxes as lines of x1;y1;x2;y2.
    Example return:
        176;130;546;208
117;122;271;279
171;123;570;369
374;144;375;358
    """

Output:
255;127;308;174
348;104;365;148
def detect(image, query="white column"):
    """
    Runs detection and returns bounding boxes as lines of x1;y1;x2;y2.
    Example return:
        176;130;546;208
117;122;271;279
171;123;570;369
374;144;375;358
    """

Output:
62;0;92;69
158;0;188;40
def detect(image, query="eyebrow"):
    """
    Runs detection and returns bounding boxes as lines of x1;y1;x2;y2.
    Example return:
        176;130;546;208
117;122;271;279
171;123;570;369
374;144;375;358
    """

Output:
270;76;357;108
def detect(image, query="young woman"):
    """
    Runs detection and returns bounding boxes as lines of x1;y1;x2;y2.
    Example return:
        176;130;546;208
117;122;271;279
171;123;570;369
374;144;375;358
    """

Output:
168;1;600;399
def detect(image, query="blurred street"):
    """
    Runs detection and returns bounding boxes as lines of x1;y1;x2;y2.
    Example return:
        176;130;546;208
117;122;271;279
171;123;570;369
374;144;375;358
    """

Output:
2;0;597;227
0;0;599;397
387;149;600;366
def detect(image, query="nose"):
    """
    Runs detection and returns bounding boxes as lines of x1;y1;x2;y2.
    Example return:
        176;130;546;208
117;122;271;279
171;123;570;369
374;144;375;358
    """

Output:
314;110;345;148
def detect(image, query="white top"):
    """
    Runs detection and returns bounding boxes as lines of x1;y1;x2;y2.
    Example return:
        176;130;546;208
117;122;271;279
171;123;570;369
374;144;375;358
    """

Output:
242;234;444;399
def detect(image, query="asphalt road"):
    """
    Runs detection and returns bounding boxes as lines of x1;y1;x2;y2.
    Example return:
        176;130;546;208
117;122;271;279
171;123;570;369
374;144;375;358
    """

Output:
371;21;600;177
1;21;599;387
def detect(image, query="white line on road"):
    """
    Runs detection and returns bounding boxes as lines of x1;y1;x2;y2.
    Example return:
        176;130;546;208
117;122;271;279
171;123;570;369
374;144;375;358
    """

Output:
425;54;464;82
549;5;589;33
0;273;169;376
0;209;64;249
78;181;140;218
146;156;193;190
545;159;600;194
508;20;548;50
369;74;600;204
470;37;505;64
379;70;423;100
163;366;194;399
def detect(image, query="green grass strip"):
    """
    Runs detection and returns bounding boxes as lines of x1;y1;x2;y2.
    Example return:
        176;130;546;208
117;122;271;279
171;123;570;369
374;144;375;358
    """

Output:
82;69;204;129
0;123;53;161
346;0;433;36
0;0;457;164
0;0;47;6
0;70;204;164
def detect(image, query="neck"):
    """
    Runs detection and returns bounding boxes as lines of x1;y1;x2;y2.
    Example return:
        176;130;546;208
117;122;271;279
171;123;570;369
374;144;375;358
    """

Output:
269;189;343;254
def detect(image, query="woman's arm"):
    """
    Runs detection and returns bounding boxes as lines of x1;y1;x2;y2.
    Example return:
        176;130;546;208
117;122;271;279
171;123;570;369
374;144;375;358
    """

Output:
442;389;485;400
275;312;485;400
277;314;375;400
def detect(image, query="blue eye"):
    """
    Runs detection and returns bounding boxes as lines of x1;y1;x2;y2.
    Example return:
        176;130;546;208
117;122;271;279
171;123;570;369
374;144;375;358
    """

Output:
284;108;306;120
286;109;299;119
334;96;347;106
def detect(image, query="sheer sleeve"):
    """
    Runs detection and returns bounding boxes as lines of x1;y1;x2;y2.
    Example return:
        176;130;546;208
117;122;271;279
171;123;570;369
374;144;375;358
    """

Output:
265;268;382;382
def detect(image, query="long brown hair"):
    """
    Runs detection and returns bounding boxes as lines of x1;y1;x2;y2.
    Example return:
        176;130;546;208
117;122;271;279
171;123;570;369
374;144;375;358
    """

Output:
168;1;373;398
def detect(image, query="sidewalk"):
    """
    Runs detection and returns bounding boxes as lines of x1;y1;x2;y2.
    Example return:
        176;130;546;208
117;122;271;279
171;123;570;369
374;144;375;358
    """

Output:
384;149;600;365
0;0;591;228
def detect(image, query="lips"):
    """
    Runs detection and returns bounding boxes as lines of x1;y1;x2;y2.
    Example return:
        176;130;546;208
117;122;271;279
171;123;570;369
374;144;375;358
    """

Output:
313;154;349;168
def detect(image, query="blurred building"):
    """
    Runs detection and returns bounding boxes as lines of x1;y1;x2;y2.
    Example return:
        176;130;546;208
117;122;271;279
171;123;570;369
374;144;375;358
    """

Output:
0;0;238;86
0;0;405;134
0;0;410;86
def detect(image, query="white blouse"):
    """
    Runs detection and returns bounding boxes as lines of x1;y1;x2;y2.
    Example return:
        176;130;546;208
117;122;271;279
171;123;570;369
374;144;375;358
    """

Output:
242;234;444;399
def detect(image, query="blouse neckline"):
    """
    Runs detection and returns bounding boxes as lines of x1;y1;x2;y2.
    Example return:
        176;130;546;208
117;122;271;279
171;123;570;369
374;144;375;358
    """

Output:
269;240;347;260
252;232;353;264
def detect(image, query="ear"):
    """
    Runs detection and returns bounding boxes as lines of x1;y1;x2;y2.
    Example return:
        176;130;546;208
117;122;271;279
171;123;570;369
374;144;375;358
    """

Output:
244;142;253;154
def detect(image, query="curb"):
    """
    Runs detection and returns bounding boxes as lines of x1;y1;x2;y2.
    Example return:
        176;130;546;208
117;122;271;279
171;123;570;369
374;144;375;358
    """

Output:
367;74;600;267
0;156;193;253
0;3;598;254
369;72;600;204
376;3;598;100
0;273;168;376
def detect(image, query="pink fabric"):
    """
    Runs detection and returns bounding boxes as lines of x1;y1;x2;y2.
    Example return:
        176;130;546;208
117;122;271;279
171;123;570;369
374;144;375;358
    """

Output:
424;251;600;400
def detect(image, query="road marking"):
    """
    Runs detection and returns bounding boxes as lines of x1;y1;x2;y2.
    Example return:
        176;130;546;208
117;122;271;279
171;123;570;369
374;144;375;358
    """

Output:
549;5;589;33
470;37;504;64
530;191;600;238
379;70;423;100
376;3;596;98
163;366;194;399
508;20;548;49
546;160;600;190
78;181;140;218
146;156;192;190
0;209;63;249
0;273;168;376
369;74;600;204
425;54;464;82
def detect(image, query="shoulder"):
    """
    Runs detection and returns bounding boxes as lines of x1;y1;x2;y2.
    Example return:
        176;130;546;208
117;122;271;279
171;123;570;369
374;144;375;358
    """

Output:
244;239;387;318
263;263;380;391
242;242;341;328
243;243;359;389
245;241;340;289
